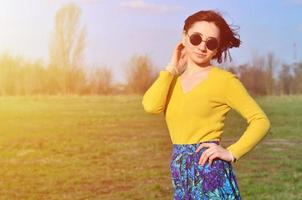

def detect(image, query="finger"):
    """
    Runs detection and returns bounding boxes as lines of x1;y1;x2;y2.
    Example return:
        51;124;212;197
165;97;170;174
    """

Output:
178;56;186;67
178;56;187;67
177;44;185;55
176;47;183;59
181;46;186;52
181;55;188;66
173;42;183;55
208;153;219;166
181;54;188;65
199;148;216;165
182;51;187;58
199;150;213;166
199;147;212;165
195;143;214;153
195;144;204;153
180;52;185;59
176;42;184;50
180;50;186;59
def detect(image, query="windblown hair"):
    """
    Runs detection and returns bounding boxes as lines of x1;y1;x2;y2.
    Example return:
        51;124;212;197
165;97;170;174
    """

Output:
183;10;241;63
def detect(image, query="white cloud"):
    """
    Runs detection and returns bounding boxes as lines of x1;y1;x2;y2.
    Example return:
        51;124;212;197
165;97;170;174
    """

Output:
119;0;182;14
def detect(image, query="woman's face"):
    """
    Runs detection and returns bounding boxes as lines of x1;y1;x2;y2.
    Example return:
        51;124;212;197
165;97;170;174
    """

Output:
182;21;220;66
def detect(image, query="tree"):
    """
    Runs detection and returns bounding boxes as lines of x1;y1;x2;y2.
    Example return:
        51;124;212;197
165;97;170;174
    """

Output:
292;62;302;94
278;64;294;95
90;66;113;95
124;54;156;94
264;53;277;95
49;2;86;94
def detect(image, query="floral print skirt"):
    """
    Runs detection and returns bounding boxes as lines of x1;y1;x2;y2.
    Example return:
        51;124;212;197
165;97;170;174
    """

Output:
170;140;241;200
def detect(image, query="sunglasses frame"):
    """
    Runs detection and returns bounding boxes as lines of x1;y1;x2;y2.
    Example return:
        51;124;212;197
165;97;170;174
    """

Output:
187;32;219;51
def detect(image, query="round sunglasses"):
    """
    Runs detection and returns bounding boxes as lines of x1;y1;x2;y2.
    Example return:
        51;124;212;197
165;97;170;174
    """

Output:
188;33;219;51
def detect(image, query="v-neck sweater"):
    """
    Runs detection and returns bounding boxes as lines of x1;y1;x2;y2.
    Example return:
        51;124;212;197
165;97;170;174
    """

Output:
142;66;271;162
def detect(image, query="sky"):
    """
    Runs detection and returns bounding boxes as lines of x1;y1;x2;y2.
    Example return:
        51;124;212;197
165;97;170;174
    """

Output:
0;0;301;83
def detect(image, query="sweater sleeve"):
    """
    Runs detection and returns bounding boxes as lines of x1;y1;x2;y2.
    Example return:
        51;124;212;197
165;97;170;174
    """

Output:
224;73;271;162
142;70;175;114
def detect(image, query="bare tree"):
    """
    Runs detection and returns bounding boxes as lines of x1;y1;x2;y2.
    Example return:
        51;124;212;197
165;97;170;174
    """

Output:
278;64;294;95
124;54;156;94
21;60;46;95
264;53;277;95
90;66;113;95
292;62;302;94
236;62;267;96
49;2;86;94
0;54;24;95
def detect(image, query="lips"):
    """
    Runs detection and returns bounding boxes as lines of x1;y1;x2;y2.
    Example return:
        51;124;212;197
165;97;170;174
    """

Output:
195;52;206;57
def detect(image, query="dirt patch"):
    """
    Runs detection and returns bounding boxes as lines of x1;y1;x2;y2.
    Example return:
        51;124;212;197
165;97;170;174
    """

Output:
262;139;302;145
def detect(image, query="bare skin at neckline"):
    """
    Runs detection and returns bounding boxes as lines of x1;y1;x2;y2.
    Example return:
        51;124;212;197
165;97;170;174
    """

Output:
179;65;213;94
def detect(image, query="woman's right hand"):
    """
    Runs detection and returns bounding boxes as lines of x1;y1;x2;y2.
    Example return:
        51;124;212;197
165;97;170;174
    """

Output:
165;42;187;75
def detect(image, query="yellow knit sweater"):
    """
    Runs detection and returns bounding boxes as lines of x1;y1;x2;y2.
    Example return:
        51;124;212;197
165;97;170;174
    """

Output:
142;66;271;162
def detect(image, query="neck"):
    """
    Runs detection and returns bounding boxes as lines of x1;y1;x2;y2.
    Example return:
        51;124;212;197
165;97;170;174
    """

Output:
184;59;213;75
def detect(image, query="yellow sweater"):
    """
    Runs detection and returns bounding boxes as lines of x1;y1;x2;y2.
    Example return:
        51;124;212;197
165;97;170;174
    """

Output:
142;66;271;162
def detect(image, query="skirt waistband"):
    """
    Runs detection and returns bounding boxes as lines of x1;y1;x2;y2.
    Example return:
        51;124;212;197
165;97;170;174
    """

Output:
172;140;220;154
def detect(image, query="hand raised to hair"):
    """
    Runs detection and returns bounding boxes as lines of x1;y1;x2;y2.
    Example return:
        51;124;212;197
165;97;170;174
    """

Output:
166;42;187;75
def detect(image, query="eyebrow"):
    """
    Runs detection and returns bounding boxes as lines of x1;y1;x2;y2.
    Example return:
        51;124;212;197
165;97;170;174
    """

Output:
192;32;217;39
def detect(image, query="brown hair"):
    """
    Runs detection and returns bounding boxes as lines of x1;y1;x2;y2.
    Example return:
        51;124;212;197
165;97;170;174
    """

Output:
183;10;241;63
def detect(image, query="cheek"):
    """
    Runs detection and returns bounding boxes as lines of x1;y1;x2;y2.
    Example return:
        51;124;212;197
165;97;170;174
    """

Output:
184;38;196;50
209;50;217;57
184;46;194;56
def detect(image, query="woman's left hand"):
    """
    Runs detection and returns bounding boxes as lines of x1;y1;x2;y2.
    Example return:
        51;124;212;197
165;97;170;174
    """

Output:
195;143;234;166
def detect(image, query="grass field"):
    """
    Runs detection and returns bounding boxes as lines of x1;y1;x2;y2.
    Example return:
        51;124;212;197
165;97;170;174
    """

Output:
0;95;301;199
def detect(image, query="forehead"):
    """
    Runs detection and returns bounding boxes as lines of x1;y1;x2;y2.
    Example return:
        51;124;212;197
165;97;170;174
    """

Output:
188;21;220;38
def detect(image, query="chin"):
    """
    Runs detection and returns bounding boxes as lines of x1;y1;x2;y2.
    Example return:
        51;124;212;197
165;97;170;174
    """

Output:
193;57;211;65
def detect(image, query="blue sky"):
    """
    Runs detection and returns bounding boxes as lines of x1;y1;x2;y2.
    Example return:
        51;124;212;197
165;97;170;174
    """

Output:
0;0;301;83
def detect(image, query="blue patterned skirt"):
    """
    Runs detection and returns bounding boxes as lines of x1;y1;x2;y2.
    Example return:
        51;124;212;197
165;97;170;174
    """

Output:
170;140;241;200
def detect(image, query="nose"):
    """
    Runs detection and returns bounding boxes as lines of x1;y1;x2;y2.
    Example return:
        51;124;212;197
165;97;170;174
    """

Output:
198;41;207;52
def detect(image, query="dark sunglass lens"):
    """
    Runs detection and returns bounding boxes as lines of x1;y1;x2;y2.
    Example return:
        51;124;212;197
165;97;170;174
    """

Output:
206;39;218;50
189;34;202;46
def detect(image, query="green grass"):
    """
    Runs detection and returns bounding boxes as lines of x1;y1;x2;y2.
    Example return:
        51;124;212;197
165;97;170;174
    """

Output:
0;95;301;199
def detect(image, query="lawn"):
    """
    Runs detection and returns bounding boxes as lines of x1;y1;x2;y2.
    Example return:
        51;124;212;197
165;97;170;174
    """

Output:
0;95;301;199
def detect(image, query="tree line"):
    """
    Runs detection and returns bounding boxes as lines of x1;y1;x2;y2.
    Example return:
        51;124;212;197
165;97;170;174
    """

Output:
0;3;300;96
1;51;301;96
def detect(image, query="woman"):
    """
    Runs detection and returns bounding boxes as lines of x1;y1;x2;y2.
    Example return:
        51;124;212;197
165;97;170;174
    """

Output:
142;10;271;199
